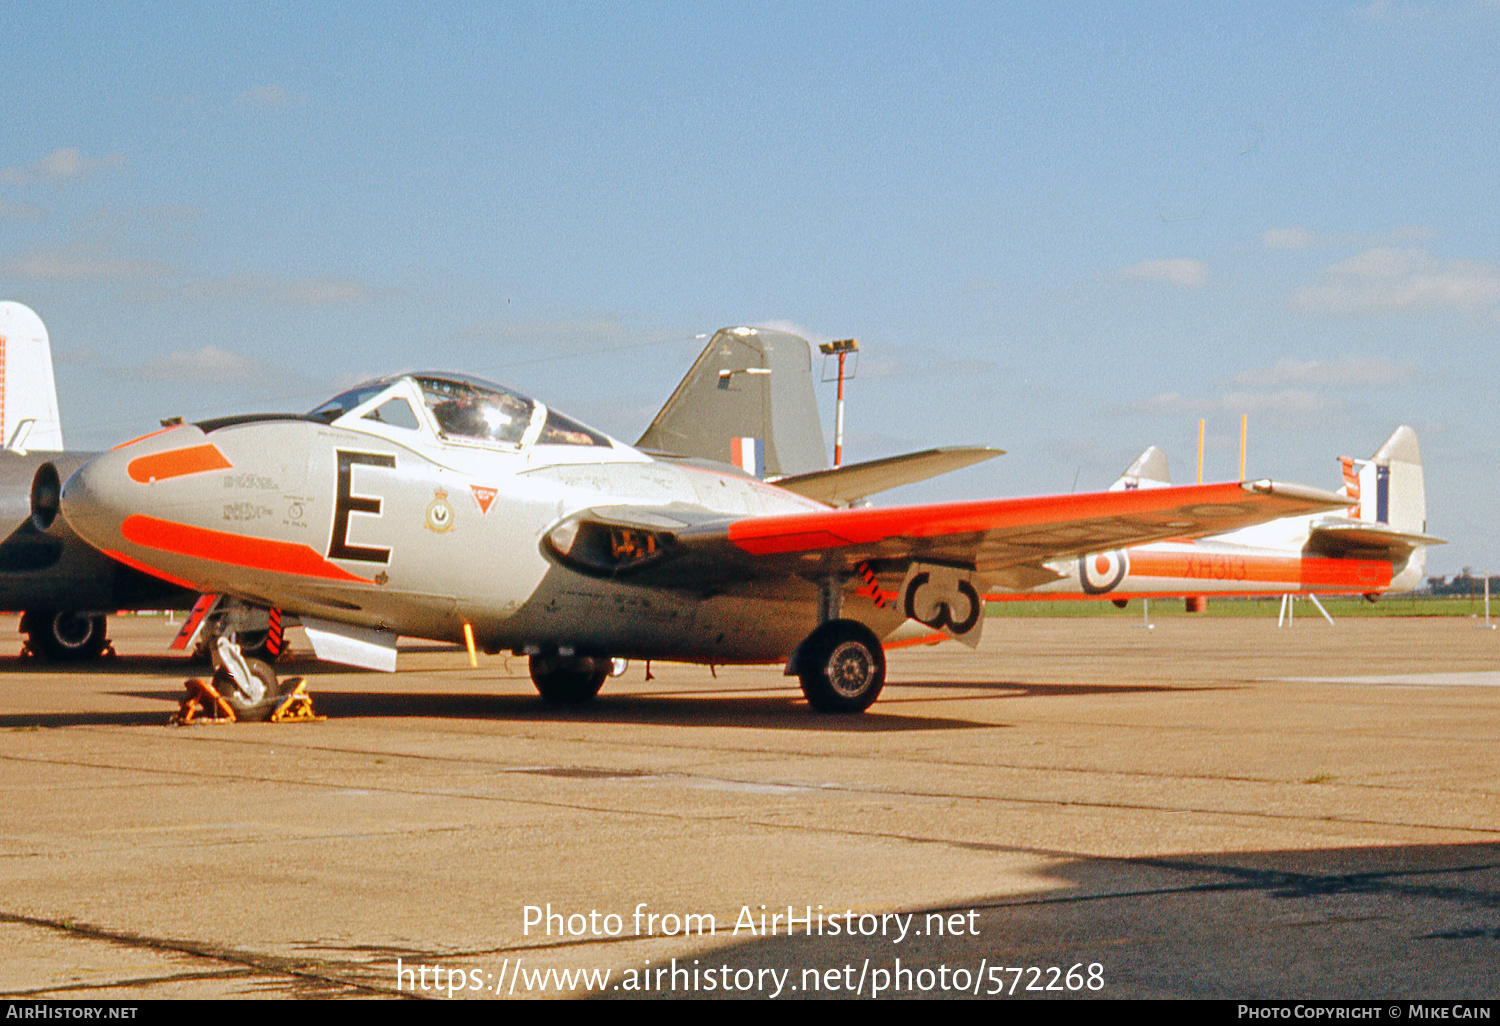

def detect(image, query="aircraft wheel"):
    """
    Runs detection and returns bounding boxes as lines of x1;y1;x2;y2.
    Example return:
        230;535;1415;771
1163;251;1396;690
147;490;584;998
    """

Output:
215;658;282;721
23;611;109;662
797;619;886;713
529;656;607;706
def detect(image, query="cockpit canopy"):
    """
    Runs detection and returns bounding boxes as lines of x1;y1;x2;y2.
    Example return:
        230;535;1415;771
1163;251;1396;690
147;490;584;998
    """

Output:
308;372;612;448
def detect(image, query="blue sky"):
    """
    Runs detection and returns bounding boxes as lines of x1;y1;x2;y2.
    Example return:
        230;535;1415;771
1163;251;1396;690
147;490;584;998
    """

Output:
2;2;1497;576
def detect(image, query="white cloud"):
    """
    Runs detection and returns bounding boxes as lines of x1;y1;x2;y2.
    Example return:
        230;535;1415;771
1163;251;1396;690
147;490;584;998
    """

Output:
1262;225;1437;251
241;84;301;107
1130;389;1336;416
1226;355;1413;388
0;148;125;186
457;317;627;349
1116;258;1207;288
1290;247;1500;316
85;203;203;231
1263;227;1318;250
125;346;308;389
0;197;43;219
125;273;395;305
754;319;831;345
855;348;993;381
2;244;177;281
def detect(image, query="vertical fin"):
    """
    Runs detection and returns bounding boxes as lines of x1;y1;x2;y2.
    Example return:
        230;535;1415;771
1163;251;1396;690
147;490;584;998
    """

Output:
1108;446;1170;491
1369;425;1424;534
636;326;828;476
0;302;64;451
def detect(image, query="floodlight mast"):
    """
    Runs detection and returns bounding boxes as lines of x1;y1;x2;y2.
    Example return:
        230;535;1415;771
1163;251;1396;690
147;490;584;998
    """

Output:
819;338;858;467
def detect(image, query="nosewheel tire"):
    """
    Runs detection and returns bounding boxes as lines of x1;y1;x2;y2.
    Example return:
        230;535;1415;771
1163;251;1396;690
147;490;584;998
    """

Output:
797;619;886;713
22;611;109;662
214;658;282;721
529;656;607;706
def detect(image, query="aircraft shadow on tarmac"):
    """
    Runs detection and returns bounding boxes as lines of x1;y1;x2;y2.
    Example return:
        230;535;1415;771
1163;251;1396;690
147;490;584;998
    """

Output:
594;840;1500;1000
0;652;368;678
0;676;1207;732
123;690;983;732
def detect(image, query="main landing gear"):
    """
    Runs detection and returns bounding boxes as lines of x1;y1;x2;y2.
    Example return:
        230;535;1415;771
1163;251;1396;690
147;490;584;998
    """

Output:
792;619;886;713
20;611;112;662
528;654;617;705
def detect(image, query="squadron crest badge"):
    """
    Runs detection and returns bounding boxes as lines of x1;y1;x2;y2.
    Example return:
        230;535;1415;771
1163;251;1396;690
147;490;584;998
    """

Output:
425;488;455;533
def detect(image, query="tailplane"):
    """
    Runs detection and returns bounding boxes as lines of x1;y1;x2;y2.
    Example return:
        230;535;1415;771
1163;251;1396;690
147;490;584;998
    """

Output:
636;326;828;478
0;302;63;452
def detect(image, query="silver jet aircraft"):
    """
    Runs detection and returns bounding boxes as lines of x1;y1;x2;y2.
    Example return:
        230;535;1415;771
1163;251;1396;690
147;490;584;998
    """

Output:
58;327;1350;716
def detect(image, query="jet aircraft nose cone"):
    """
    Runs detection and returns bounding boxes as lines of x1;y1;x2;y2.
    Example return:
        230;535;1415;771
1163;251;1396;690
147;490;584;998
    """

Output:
59;450;128;549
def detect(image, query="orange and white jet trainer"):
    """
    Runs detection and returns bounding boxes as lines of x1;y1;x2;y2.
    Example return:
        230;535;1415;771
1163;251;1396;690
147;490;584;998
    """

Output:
58;327;1353;716
984;427;1441;608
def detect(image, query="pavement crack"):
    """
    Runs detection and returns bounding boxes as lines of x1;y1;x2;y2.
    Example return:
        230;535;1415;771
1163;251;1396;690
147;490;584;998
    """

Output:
0;909;415;998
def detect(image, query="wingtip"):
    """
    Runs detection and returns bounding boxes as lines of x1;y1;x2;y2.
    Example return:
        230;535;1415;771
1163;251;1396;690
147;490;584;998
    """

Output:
1242;479;1350;506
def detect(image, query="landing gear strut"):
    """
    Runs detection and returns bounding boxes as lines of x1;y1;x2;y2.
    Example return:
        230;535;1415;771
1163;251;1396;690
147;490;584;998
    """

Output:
177;633;318;723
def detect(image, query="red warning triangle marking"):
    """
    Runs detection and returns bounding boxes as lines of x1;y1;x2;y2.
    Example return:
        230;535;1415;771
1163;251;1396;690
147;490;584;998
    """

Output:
470;486;498;515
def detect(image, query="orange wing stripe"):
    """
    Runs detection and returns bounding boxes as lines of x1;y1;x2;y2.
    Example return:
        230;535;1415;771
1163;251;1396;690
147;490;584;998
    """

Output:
731;481;1260;555
121;514;372;584
127;444;232;483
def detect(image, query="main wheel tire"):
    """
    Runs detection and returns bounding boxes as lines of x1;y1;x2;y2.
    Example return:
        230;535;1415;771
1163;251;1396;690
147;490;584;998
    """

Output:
23;611;109;662
215;658;282;722
797;619;886;713
529;656;607;706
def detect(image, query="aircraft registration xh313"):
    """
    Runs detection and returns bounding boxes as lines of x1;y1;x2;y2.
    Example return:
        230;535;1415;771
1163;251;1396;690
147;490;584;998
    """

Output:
59;341;1352;716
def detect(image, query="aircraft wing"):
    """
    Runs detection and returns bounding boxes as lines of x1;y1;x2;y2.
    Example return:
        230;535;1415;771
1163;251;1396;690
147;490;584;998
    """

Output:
769;446;1004;505
548;479;1351;591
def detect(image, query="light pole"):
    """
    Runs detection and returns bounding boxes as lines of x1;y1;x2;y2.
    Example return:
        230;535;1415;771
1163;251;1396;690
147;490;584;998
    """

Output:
819;338;858;467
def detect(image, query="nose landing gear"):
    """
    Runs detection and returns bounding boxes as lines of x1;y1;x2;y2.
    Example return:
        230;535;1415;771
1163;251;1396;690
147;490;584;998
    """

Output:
169;633;322;725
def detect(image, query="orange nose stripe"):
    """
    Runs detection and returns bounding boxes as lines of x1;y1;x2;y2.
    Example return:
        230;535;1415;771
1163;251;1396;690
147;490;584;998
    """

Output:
127;444;233;483
121;514;373;584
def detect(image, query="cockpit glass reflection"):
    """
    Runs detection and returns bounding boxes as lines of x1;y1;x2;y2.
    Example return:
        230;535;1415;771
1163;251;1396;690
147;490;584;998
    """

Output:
307;381;391;423
415;375;535;445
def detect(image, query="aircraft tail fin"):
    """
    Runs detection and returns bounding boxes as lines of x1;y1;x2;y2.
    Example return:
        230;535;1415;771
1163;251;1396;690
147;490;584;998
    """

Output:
636;326;828;477
0;302;64;452
1338;425;1426;535
1313;427;1439;588
1108;446;1171;491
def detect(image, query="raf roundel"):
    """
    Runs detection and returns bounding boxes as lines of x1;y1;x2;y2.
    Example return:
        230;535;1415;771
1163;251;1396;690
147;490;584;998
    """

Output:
1079;550;1129;594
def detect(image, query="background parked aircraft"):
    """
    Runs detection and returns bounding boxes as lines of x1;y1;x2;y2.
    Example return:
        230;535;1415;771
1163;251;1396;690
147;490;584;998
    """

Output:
0;302;194;660
984;426;1441;607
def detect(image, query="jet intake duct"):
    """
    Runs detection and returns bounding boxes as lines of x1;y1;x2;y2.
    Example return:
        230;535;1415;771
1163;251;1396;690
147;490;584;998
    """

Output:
30;462;61;532
544;516;678;577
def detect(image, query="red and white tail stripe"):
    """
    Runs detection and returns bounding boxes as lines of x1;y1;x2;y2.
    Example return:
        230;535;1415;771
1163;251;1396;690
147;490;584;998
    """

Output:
1339;456;1360;516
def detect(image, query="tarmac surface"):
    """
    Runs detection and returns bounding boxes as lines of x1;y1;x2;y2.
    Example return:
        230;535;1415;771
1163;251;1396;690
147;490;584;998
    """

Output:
1;612;1498;1000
